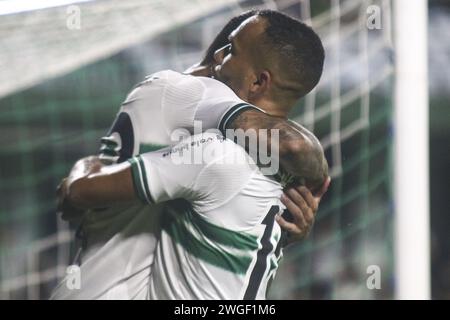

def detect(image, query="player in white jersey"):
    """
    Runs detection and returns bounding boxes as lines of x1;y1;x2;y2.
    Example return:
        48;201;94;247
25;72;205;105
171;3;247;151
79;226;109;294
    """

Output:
132;133;285;299
52;10;329;299
61;132;295;299
51;70;259;299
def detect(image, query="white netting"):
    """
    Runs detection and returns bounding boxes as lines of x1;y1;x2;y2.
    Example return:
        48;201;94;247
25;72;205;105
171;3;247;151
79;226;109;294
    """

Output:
0;0;236;98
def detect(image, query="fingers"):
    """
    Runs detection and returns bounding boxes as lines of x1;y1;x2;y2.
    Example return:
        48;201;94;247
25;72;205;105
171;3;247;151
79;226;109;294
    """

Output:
297;186;317;213
281;191;308;229
275;214;300;235
56;178;84;222
276;214;310;240
315;176;331;198
278;177;331;245
284;188;315;225
275;214;310;245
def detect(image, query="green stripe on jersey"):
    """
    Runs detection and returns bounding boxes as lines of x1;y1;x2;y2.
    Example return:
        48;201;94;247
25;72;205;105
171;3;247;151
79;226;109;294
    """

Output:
189;210;259;251
218;103;252;134
128;157;152;204
137;156;153;203
162;210;255;275
139;143;168;153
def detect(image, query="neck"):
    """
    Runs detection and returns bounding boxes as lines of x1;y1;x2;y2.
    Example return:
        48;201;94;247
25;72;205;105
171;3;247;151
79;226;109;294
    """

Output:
249;98;289;118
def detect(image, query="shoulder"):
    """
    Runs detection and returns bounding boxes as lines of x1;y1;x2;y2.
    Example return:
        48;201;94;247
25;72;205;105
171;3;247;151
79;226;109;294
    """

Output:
144;69;182;82
195;76;240;100
134;69;194;89
139;70;238;99
122;69;182;103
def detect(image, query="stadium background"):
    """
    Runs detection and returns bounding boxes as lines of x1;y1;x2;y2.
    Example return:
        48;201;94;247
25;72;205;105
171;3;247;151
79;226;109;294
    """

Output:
0;0;448;299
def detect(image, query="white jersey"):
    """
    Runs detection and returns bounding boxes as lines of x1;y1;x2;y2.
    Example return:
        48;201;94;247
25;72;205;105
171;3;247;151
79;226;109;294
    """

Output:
99;69;259;163
129;133;285;300
51;70;258;299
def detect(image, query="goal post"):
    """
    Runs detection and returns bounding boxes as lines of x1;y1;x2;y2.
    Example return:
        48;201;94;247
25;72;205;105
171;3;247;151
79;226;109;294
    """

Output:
394;0;430;300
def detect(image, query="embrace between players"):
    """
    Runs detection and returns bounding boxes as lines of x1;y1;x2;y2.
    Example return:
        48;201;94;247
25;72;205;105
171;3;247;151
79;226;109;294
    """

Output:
52;9;331;300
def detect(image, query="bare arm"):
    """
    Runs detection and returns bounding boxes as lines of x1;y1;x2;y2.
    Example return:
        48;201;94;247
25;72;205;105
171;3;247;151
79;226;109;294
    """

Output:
60;156;138;210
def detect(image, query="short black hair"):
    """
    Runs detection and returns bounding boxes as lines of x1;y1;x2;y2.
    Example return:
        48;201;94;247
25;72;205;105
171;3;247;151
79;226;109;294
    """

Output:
257;10;325;99
200;10;257;66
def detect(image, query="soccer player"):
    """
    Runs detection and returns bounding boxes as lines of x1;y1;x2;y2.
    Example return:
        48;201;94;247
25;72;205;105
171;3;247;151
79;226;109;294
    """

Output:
51;10;328;299
59;130;321;299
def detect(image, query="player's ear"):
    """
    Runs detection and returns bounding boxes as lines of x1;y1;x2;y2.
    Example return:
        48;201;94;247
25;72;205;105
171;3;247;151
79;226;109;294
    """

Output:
249;70;271;99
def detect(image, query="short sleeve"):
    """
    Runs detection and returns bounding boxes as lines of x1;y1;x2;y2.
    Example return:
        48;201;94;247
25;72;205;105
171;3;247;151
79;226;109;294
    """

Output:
161;74;262;135
128;146;203;204
127;133;258;207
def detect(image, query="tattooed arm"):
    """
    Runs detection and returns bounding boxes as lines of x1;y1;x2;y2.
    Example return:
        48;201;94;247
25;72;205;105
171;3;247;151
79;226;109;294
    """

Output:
228;109;328;192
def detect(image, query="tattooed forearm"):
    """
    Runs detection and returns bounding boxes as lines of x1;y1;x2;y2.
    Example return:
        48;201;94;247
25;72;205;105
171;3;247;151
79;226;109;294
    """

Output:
228;109;328;191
